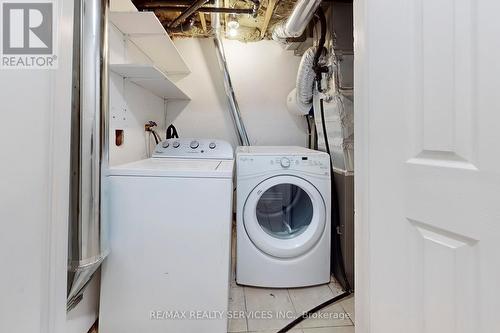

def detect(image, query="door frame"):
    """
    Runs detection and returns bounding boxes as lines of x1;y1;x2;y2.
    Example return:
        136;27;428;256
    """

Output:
354;0;370;332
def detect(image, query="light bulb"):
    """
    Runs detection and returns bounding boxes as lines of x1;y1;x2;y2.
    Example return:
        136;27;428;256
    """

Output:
227;19;239;30
228;27;238;37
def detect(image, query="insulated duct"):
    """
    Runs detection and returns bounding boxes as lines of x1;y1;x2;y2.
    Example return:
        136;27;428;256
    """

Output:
272;0;322;43
287;46;317;116
212;1;250;146
67;0;109;311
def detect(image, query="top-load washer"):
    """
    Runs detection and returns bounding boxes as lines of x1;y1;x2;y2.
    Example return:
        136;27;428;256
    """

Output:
236;146;331;288
100;138;234;333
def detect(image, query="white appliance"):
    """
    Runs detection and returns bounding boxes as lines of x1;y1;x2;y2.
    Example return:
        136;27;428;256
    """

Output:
236;146;331;288
99;138;234;333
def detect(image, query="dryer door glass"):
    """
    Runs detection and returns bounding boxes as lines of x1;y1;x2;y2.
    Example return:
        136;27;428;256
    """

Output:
256;184;313;239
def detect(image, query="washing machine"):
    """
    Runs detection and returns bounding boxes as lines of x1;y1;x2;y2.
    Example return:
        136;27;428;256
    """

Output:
99;138;234;333
236;146;331;288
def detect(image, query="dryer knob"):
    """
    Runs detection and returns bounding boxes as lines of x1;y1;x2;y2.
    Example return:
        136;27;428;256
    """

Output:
173;141;180;148
280;157;291;168
190;140;199;149
162;142;169;148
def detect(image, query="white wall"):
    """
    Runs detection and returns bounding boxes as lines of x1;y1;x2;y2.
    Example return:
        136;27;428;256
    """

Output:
167;39;307;148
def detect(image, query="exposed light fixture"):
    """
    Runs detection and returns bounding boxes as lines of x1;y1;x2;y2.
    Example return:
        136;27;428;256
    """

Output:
227;15;239;37
228;27;238;37
227;19;239;30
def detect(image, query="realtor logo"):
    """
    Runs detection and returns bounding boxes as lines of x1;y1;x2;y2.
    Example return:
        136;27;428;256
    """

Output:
1;0;58;69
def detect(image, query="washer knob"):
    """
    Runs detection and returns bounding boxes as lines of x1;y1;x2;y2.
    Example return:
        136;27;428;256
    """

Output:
190;140;199;149
280;157;291;168
209;142;217;149
172;141;180;148
162;141;169;148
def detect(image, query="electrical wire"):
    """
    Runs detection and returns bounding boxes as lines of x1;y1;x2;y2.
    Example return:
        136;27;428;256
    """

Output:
276;7;353;332
277;290;352;333
151;130;161;145
305;115;312;149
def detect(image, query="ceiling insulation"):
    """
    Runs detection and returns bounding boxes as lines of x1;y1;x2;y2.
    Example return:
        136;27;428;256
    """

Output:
133;0;301;42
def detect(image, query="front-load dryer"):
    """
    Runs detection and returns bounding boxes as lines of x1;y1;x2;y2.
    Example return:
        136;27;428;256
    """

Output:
236;146;331;288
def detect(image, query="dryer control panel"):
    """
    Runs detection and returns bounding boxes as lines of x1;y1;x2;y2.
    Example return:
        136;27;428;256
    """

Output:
238;153;330;177
153;138;234;160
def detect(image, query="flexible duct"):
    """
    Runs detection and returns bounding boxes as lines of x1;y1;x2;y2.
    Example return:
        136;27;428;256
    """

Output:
212;0;250;146
291;46;317;115
67;0;109;311
272;0;322;43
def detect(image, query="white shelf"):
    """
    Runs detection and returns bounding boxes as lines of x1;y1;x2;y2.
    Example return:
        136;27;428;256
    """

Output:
109;11;190;77
110;0;137;12
110;64;190;100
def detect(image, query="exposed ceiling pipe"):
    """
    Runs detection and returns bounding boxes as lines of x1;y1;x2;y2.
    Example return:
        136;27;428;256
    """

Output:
137;0;215;6
147;6;254;14
211;0;250;146
272;0;323;43
165;16;196;32
168;0;209;28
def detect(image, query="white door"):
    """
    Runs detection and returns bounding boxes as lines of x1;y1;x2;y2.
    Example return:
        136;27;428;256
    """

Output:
243;175;326;258
355;1;500;333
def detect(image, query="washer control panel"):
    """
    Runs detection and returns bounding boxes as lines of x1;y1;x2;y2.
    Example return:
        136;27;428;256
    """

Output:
153;138;233;159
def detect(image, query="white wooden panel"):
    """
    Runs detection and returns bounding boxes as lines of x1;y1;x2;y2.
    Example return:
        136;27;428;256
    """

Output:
355;0;500;332
422;0;454;152
410;0;477;168
410;220;479;333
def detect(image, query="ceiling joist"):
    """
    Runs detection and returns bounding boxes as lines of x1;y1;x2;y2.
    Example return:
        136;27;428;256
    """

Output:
260;0;277;38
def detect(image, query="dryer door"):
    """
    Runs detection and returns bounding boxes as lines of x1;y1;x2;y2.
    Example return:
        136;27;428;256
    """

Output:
243;175;326;258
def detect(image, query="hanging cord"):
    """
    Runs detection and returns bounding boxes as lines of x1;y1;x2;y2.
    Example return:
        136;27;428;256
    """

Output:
313;7;352;292
313;8;329;92
305;114;312;149
277;99;353;333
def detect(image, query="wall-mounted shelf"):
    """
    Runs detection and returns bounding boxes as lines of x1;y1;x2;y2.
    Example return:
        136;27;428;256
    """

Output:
110;0;137;12
110;64;190;100
109;11;190;77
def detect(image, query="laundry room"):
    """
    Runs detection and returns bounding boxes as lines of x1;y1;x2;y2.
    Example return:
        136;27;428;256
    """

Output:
3;0;500;333
101;0;354;332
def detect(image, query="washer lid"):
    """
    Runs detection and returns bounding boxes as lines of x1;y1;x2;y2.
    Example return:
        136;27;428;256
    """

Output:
107;158;234;179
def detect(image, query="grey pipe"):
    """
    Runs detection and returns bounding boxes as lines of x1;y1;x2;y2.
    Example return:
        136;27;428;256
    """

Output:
67;0;109;311
147;6;254;15
272;0;322;43
169;0;209;28
212;2;250;146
